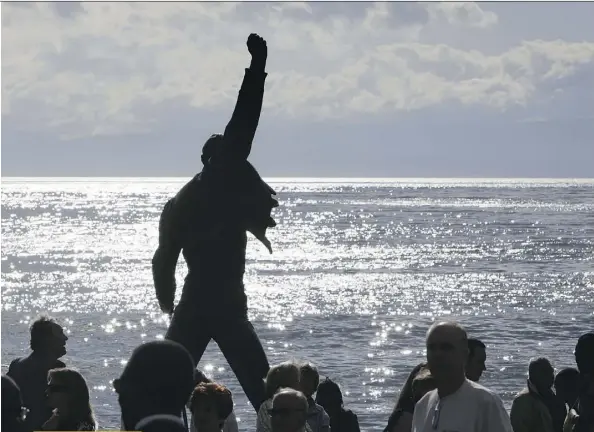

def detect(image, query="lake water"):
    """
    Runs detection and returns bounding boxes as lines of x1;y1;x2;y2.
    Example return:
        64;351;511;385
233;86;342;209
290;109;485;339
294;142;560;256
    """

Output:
2;178;593;430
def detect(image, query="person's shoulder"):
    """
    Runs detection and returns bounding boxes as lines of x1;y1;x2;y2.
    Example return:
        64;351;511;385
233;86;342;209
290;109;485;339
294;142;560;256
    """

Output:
342;409;358;419
512;388;531;401
316;403;330;418
7;357;23;376
465;380;504;404
412;362;428;375
416;388;438;408
258;399;273;413
8;356;23;367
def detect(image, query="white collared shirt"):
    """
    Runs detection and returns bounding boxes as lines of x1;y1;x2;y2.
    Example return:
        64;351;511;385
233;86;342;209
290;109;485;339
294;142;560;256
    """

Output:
412;379;513;432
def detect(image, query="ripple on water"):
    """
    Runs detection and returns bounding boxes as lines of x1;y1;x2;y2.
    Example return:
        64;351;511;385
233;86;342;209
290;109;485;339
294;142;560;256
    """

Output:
2;179;594;430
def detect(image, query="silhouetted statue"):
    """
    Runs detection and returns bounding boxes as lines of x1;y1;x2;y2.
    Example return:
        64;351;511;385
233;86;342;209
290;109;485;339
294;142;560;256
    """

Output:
152;33;277;413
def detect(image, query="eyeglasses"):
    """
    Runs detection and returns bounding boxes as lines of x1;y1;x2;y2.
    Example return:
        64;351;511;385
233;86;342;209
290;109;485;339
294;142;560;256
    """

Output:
432;400;442;430
268;408;306;418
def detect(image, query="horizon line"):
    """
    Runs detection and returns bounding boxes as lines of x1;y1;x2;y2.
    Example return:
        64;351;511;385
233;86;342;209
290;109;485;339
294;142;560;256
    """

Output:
2;176;594;182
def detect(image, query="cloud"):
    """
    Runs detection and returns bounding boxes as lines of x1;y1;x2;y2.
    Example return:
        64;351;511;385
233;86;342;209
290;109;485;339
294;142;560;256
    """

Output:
427;2;498;28
1;1;593;137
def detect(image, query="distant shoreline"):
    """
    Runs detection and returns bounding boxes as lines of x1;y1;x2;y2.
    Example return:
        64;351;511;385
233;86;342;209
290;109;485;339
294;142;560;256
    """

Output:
2;177;594;182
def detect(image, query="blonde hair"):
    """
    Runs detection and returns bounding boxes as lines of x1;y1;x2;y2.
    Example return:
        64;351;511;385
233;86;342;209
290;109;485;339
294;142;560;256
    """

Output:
265;361;300;399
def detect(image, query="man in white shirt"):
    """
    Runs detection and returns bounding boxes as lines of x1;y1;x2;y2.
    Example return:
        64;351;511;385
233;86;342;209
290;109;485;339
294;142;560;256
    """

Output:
412;321;513;432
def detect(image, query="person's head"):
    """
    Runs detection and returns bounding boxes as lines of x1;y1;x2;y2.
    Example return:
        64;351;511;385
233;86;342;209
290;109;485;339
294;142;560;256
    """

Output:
575;332;594;375
135;414;187;432
270;388;308;432
46;368;95;427
315;378;343;416
299;362;320;398
30;315;68;359
528;357;555;391
114;340;195;430
426;321;469;383
466;338;486;382
265;362;301;400
189;382;233;432
411;368;437;404
2;375;28;432
555;367;580;407
201;134;224;166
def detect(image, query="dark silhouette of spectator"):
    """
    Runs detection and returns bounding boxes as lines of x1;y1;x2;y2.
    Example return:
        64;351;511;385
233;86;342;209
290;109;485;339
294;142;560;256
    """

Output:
113;340;195;431
270;388;309;432
299;363;330;432
555;368;580;413
316;378;360;432
385;362;428;431
566;332;594;432
412;322;512;432
7;315;68;431
258;362;310;432
2;375;28;432
153;32;276;414
136;414;187;432
467;338;487;383
189;371;239;432
386;368;436;432
189;382;234;432
40;368;96;431
510;357;566;432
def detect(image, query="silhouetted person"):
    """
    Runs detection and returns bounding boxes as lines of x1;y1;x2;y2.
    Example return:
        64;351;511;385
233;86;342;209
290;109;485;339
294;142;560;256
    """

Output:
386;362;428;429
7;315;68;431
299;363;330;432
2;375;28;432
271;388;309;432
189;382;234;432
412;322;512;432
114;340;195;431
555;368;581;413
386;369;436;432
566;332;594;432
315;378;360;432
152;32;276;413
510;357;566;432
467;338;487;382
136;414;187;432
189;371;239;432
40;368;97;431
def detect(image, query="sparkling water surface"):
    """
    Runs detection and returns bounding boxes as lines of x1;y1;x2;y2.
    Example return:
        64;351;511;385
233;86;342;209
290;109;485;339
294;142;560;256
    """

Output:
2;178;593;430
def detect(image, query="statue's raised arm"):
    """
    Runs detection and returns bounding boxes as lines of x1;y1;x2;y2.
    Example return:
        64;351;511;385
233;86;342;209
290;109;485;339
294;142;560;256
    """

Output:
208;33;268;163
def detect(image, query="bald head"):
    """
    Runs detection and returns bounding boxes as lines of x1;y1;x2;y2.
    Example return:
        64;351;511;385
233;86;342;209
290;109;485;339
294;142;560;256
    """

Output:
271;389;308;432
426;322;469;384
427;322;468;341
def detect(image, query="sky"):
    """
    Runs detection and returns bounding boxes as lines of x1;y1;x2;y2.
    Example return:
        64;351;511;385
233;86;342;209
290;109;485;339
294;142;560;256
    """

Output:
1;1;594;178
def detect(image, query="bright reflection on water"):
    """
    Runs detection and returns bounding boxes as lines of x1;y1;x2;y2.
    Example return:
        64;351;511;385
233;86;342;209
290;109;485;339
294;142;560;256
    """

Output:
2;178;594;430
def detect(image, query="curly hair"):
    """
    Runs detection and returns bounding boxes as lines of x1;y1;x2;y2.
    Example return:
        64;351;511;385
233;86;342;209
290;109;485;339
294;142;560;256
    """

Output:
189;382;234;422
265;362;300;399
30;315;59;352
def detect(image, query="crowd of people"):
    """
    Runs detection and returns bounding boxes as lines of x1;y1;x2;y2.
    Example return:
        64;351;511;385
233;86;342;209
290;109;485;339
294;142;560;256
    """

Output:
2;32;593;432
2;316;593;432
